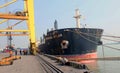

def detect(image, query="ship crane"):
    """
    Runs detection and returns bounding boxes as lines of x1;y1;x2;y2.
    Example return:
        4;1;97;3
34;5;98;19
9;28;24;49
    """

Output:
0;0;37;55
74;9;81;28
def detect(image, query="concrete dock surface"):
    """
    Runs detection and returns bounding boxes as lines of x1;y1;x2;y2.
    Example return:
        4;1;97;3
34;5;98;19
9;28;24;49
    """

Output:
0;53;42;73
0;53;90;73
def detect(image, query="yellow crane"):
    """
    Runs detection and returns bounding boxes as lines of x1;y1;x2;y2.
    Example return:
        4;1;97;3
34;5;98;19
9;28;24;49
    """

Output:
0;0;37;55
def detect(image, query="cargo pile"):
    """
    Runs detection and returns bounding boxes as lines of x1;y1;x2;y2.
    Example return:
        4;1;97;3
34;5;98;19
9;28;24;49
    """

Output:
0;51;21;66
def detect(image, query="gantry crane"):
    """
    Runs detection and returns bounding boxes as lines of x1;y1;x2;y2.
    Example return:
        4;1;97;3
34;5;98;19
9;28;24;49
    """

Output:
0;0;37;55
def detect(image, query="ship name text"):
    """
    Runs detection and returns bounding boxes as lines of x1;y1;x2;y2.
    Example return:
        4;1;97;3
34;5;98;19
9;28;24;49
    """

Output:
45;34;62;40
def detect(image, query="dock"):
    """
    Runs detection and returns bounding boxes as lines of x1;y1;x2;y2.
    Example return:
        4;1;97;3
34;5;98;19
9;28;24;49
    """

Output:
0;53;91;73
0;53;42;73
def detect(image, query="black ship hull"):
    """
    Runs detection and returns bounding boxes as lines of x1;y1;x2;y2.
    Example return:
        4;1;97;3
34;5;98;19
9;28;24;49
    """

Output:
39;28;103;61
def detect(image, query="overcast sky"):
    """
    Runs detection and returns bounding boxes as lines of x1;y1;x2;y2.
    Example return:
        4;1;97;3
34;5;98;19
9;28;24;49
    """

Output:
0;0;120;48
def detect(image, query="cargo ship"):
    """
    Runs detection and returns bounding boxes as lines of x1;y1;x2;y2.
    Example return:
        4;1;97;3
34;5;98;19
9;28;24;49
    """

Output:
39;9;103;61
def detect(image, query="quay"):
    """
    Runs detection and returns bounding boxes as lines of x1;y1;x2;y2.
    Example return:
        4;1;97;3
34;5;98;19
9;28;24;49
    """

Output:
0;53;42;73
0;53;91;73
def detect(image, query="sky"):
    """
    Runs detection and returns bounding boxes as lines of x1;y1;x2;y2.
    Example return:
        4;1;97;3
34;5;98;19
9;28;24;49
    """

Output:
0;0;120;49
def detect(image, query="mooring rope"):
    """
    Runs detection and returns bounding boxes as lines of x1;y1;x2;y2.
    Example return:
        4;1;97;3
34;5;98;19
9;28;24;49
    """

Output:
102;35;120;38
65;29;120;51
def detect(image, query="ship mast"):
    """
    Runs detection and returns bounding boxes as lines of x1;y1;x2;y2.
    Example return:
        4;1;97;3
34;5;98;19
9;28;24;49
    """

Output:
74;9;81;28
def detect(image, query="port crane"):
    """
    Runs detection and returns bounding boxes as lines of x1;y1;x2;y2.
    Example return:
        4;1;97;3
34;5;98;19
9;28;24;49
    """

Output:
0;0;37;55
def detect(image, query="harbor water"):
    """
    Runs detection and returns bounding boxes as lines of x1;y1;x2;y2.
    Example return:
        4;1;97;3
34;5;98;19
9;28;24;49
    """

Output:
87;43;120;73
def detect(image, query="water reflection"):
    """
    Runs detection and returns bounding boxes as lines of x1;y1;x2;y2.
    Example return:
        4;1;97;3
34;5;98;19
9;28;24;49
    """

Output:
78;60;120;73
86;61;98;73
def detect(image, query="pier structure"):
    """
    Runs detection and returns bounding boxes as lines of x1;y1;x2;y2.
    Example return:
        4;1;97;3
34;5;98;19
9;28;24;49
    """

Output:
0;53;91;73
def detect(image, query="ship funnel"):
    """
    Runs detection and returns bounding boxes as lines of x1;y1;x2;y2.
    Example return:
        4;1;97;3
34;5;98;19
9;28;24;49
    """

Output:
74;9;81;28
54;20;58;30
